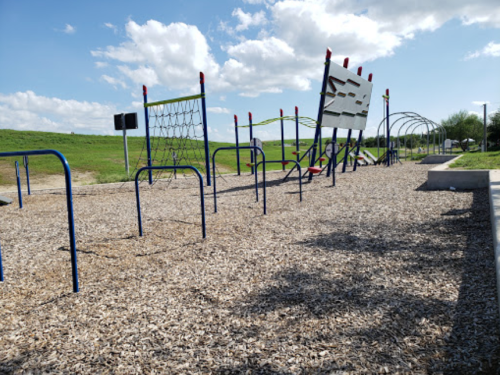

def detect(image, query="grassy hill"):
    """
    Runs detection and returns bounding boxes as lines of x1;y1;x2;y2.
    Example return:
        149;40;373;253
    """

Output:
0;129;380;187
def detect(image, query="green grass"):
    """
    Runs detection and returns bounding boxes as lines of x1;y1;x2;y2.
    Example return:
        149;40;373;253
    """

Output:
449;147;500;170
0;129;385;186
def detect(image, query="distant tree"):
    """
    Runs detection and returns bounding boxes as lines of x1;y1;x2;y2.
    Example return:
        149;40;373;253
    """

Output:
487;109;500;146
441;110;483;151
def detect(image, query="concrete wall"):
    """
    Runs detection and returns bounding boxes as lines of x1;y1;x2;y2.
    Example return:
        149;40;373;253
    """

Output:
489;171;500;325
427;155;490;190
421;154;458;164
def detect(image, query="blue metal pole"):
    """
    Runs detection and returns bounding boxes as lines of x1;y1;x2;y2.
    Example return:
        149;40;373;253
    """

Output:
249;112;254;175
15;161;22;209
280;109;285;171
1;150;79;292
200;72;211;186
234;115;241;176
23;156;31;195
308;48;332;181
295;106;299;164
0;239;3;282
326;128;337;178
135;165;206;238
342;130;352;173
386;88;390;167
256;160;302;202
143;85;153;184
353;130;363;172
213;146;265;215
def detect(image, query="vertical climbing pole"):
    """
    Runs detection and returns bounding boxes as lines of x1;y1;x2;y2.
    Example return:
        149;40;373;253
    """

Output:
200;72;211;186
326;127;338;178
295;106;299;164
249;112;254;175
342;129;352;173
23;156;31;195
309;48;333;181
142;85;153;185
234;115;241;176
385;88;390;167
15;161;22;209
353;67;366;172
280;109;285;171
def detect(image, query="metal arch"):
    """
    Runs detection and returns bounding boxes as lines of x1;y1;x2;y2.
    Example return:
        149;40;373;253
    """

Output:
401;119;433;159
397;117;444;157
404;121;436;160
375;112;446;157
397;118;428;159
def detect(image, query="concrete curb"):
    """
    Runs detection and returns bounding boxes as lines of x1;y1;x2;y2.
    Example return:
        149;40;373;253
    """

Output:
489;171;500;323
427;155;490;190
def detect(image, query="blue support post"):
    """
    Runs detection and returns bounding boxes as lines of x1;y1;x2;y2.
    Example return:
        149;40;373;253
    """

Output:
143;85;153;184
234;115;241;176
295;106;299;164
308;49;332;181
249;112;254;175
0;149;79;292
15;161;22;209
326;128;337;178
135;165;206;238
23;156;31;195
385;88;390;167
353;130;363;172
280;109;285;171
0;239;3;282
256;160;302;202
199;72;211;186
213;146;266;215
342;129;352;173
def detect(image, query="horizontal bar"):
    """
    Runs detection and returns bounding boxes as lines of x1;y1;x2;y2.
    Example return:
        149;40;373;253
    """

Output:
144;94;203;107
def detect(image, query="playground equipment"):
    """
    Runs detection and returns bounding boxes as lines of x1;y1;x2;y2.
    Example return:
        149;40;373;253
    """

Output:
134;166;206;238
309;50;374;183
132;72;211;186
213;146;267;215
375;112;446;164
0;150;79;293
15;161;22;209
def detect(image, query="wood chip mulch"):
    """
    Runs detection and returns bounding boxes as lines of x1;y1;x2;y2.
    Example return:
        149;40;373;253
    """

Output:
0;162;498;374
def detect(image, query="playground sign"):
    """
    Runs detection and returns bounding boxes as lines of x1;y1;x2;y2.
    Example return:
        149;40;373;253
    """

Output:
322;61;373;131
250;138;263;155
444;139;452;149
325;142;339;158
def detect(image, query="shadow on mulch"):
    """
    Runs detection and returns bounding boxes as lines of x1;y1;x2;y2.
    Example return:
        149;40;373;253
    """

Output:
230;189;499;373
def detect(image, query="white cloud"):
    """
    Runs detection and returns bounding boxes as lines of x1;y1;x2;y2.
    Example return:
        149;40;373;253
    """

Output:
101;75;128;89
232;8;267;31
91;20;225;92
63;24;75;34
472;101;490;106
91;2;500;98
0;91;117;134
104;22;117;34
207;107;230;114
465;41;500;60
95;61;109;68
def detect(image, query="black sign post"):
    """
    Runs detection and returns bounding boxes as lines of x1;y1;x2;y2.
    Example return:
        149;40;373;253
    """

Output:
114;113;138;175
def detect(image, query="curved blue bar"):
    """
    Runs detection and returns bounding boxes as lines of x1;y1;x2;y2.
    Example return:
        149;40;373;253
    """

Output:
0;149;78;292
134;165;206;238
256;160;302;202
15;161;22;209
212;146;266;215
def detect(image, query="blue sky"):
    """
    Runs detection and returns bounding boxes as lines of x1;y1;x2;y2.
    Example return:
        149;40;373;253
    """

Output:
0;0;499;143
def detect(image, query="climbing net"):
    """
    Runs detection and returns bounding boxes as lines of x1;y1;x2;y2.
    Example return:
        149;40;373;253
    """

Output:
131;95;208;185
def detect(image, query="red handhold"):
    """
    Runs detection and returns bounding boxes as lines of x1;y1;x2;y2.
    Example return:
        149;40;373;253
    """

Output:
281;161;290;166
343;57;349;68
200;72;205;84
368;73;373;82
308;166;322;174
326;48;332;59
295;106;298;115
280;109;283;116
143;85;147;96
234;114;238;122
249;112;252;121
357;66;362;76
319;157;326;162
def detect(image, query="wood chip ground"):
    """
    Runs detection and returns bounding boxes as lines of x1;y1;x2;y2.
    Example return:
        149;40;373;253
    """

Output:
0;163;499;374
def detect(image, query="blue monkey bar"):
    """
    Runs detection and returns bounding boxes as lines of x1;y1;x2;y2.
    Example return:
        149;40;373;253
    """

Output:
0;149;79;293
134;165;206;238
256;160;302;202
213;146;266;215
